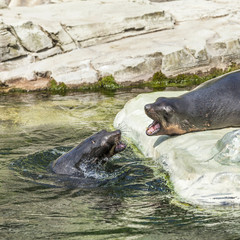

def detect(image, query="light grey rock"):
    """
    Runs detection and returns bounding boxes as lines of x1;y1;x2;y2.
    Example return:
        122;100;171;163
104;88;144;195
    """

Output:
114;55;162;83
31;46;62;60
57;26;76;51
207;39;240;59
162;47;209;73
153;0;238;22
0;0;240;89
211;0;239;3
130;0;151;4
52;60;98;85
151;0;176;2
65;11;174;48
14;21;53;53
0;22;26;62
0;0;9;8
95;53;162;83
8;0;57;7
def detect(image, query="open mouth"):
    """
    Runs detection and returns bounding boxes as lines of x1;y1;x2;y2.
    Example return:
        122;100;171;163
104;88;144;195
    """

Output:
114;141;127;153
112;130;127;153
146;120;161;136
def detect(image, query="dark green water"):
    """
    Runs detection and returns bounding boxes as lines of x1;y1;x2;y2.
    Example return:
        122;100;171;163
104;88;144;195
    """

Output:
1;91;240;240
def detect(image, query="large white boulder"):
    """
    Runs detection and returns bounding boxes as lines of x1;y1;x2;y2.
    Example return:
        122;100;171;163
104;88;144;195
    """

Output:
114;91;240;205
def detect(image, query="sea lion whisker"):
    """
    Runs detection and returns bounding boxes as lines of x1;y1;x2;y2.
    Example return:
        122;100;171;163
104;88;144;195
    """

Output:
117;122;128;130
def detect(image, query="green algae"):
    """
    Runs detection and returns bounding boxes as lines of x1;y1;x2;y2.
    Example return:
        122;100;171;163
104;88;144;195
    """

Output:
154;62;240;88
65;75;120;97
75;75;120;93
8;88;28;93
97;75;120;90
144;63;240;89
2;63;240;95
47;79;68;95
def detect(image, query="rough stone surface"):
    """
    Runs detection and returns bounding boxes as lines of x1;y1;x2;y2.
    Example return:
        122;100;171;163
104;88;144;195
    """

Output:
8;0;68;7
162;48;209;72
65;10;174;48
0;22;26;62
0;0;240;89
0;0;9;8
14;21;53;53
114;90;240;205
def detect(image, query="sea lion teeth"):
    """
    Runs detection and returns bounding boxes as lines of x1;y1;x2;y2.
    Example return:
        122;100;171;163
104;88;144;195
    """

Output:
146;121;161;136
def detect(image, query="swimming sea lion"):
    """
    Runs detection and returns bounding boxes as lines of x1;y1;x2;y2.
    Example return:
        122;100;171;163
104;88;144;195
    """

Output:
145;71;240;136
52;130;126;175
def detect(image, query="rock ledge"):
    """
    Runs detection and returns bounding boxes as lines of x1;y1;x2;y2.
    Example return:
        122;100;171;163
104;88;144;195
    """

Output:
0;0;240;90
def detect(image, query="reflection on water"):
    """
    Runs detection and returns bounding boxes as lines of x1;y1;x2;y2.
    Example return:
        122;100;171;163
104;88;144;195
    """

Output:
1;91;240;239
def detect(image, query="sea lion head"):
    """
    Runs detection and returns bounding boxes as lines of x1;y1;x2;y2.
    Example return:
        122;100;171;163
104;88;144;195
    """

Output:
84;129;127;164
144;97;189;136
52;130;126;176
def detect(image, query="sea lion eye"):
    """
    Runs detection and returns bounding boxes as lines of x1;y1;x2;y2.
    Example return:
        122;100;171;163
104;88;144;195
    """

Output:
91;140;96;144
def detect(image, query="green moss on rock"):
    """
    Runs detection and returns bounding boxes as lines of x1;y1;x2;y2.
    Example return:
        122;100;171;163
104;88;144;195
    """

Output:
2;62;240;94
8;88;28;93
146;71;201;89
75;64;240;93
48;79;68;95
73;75;120;94
97;75;120;90
146;62;240;89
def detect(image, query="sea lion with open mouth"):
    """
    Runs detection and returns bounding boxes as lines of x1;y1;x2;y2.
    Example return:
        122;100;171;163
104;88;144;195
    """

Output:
145;71;240;136
52;130;126;176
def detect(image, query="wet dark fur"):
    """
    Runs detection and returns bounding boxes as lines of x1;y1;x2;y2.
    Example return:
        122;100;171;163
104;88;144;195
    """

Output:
52;130;126;175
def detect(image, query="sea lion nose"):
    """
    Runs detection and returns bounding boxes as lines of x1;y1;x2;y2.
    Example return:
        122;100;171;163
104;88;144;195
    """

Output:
115;129;121;135
112;129;121;136
144;104;152;112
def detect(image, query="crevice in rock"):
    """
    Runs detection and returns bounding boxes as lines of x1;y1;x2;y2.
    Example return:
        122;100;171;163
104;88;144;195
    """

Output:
73;22;174;48
60;23;79;48
94;27;175;46
11;22;54;53
34;70;52;78
7;24;31;53
38;25;58;48
175;13;231;24
124;27;145;32
89;61;101;80
63;10;175;48
200;13;230;20
0;53;28;63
